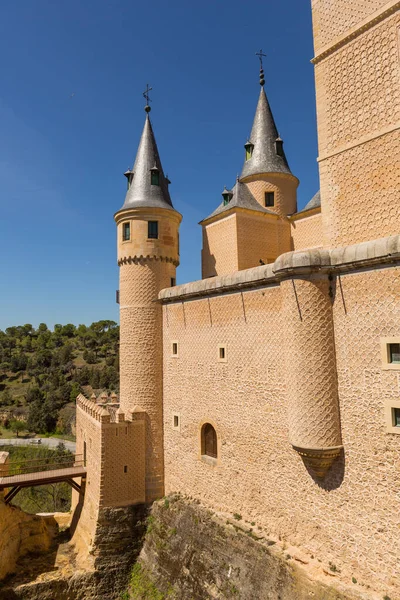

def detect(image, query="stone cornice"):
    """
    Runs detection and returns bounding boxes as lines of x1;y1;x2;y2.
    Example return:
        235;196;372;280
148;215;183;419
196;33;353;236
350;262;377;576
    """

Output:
118;254;179;267
159;234;400;303
312;0;400;64
114;205;182;224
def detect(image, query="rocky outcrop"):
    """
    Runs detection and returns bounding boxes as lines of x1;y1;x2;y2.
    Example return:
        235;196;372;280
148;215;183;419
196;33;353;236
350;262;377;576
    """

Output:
0;499;56;581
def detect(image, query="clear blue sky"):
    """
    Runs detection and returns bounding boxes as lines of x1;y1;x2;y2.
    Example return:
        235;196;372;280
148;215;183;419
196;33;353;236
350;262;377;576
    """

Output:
0;0;318;330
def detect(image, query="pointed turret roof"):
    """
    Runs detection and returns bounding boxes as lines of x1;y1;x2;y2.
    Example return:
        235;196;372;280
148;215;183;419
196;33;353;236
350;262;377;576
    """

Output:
200;179;274;223
240;86;292;179
118;112;174;212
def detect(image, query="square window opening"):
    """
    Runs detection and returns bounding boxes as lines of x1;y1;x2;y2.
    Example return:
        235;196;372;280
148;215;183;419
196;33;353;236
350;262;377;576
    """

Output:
389;343;400;364
265;192;275;207
148;221;158;239
393;408;400;427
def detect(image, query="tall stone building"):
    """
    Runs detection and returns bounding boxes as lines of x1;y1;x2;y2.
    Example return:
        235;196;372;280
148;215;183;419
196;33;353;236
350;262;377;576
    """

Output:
74;0;400;596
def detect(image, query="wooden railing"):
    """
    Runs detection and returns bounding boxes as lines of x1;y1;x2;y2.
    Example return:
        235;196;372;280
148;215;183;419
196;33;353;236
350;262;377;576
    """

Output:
2;454;85;479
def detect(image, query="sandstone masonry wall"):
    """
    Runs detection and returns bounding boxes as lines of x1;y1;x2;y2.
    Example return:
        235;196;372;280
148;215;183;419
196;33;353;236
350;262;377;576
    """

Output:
291;211;323;250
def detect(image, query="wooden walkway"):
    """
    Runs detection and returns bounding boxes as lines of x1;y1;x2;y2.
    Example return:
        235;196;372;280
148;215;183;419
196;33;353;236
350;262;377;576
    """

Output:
0;454;86;504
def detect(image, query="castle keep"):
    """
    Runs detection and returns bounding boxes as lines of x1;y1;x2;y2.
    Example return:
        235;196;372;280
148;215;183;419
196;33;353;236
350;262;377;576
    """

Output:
73;0;400;595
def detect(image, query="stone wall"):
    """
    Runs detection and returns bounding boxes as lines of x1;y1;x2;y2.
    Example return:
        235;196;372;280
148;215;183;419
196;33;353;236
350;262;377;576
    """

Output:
160;235;400;599
291;211;323;250
202;214;238;278
313;1;399;247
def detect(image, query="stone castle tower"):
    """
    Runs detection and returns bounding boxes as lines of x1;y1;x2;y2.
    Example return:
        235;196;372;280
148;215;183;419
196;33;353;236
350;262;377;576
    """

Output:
201;64;299;277
114;104;182;502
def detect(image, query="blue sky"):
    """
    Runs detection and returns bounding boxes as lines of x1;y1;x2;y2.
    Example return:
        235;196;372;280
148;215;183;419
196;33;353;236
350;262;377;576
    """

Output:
0;0;318;330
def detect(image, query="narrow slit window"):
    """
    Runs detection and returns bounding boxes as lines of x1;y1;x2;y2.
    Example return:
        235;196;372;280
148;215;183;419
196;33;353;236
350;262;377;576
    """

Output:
148;221;158;239
174;415;179;427
265;192;275;207
122;222;130;241
124;465;128;473
170;277;176;287
172;342;178;356
218;345;227;362
219;347;225;360
389;343;400;364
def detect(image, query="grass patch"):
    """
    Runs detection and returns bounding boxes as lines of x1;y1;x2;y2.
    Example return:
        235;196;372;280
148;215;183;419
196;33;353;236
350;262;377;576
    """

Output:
127;563;171;599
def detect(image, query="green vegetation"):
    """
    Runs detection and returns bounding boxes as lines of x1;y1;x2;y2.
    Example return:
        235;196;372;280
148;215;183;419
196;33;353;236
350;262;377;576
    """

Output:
233;513;242;521
123;564;171;600
0;321;119;435
2;444;73;513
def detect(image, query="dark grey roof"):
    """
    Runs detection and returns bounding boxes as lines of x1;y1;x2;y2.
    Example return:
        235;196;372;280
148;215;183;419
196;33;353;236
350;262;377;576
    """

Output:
200;180;274;223
297;190;321;213
118;115;175;212
240;87;292;179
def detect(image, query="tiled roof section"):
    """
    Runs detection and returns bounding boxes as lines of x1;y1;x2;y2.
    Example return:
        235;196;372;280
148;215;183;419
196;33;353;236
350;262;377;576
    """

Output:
297;190;321;213
119;115;175;212
200;180;274;223
240;87;292;178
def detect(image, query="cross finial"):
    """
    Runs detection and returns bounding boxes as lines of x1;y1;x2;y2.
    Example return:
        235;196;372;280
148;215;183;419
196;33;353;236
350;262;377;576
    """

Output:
143;83;152;113
255;49;266;86
256;49;266;69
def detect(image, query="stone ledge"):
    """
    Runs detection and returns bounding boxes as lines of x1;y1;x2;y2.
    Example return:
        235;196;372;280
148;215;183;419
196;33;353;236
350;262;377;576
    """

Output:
159;234;400;302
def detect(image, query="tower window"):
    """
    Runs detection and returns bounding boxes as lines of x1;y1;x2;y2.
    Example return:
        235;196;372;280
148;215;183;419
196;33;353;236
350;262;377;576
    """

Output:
170;277;176;287
151;171;160;186
124;465;128;473
201;423;218;459
148;221;158;239
172;341;178;356
122;222;130;241
244;140;254;161
389;343;400;364
275;138;284;157
265;192;275;207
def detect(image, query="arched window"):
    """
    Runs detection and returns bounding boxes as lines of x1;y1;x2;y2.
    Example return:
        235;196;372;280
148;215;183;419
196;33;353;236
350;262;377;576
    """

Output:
202;423;217;459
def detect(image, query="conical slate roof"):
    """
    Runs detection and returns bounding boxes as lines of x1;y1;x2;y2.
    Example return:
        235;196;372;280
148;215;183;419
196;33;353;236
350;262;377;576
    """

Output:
119;114;174;212
200;179;274;223
240;87;292;179
296;190;321;213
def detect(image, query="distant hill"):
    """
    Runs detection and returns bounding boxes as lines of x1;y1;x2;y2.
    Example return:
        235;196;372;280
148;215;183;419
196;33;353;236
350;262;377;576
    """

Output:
0;321;119;435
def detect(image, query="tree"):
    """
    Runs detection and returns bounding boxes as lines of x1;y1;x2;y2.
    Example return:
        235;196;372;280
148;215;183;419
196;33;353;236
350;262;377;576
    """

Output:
10;419;25;437
0;388;13;406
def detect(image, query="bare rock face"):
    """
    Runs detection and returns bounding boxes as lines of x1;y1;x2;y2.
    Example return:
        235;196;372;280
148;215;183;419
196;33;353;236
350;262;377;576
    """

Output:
0;499;56;581
135;495;373;600
1;497;375;599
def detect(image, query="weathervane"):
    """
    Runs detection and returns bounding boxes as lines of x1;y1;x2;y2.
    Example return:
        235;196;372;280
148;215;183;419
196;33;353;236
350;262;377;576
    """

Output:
255;49;266;86
143;83;152;113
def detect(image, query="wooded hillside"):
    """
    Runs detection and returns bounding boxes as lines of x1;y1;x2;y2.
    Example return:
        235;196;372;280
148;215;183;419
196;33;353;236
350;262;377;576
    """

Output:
0;321;119;435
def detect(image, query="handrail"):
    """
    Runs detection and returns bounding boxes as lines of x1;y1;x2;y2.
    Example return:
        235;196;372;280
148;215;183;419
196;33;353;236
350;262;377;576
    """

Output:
2;454;85;478
6;453;83;467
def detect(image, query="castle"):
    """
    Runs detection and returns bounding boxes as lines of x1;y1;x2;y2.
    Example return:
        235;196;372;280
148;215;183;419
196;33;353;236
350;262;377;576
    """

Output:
74;0;400;594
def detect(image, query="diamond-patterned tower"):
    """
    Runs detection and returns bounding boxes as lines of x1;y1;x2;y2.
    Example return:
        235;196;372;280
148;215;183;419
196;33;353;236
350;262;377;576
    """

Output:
114;103;182;502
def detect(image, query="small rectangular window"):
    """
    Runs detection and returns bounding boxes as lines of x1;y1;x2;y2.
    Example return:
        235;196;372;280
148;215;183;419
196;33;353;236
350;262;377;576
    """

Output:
170;277;176;287
393;408;400;427
389;343;400;364
122;222;130;241
218;344;227;362
151;171;160;186
124;465;128;473
116;290;120;304
172;412;181;430
265;192;275;207
148;221;158;239
172;342;178;356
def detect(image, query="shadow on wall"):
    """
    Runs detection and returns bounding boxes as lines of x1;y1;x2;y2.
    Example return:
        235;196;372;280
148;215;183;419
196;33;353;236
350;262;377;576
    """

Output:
302;447;346;491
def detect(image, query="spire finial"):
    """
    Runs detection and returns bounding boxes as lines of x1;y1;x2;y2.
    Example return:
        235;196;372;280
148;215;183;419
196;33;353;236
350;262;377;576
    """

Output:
143;83;152;113
255;49;266;86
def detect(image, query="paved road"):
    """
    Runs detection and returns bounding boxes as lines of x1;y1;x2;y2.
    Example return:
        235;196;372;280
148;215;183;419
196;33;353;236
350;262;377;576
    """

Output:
0;438;76;452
